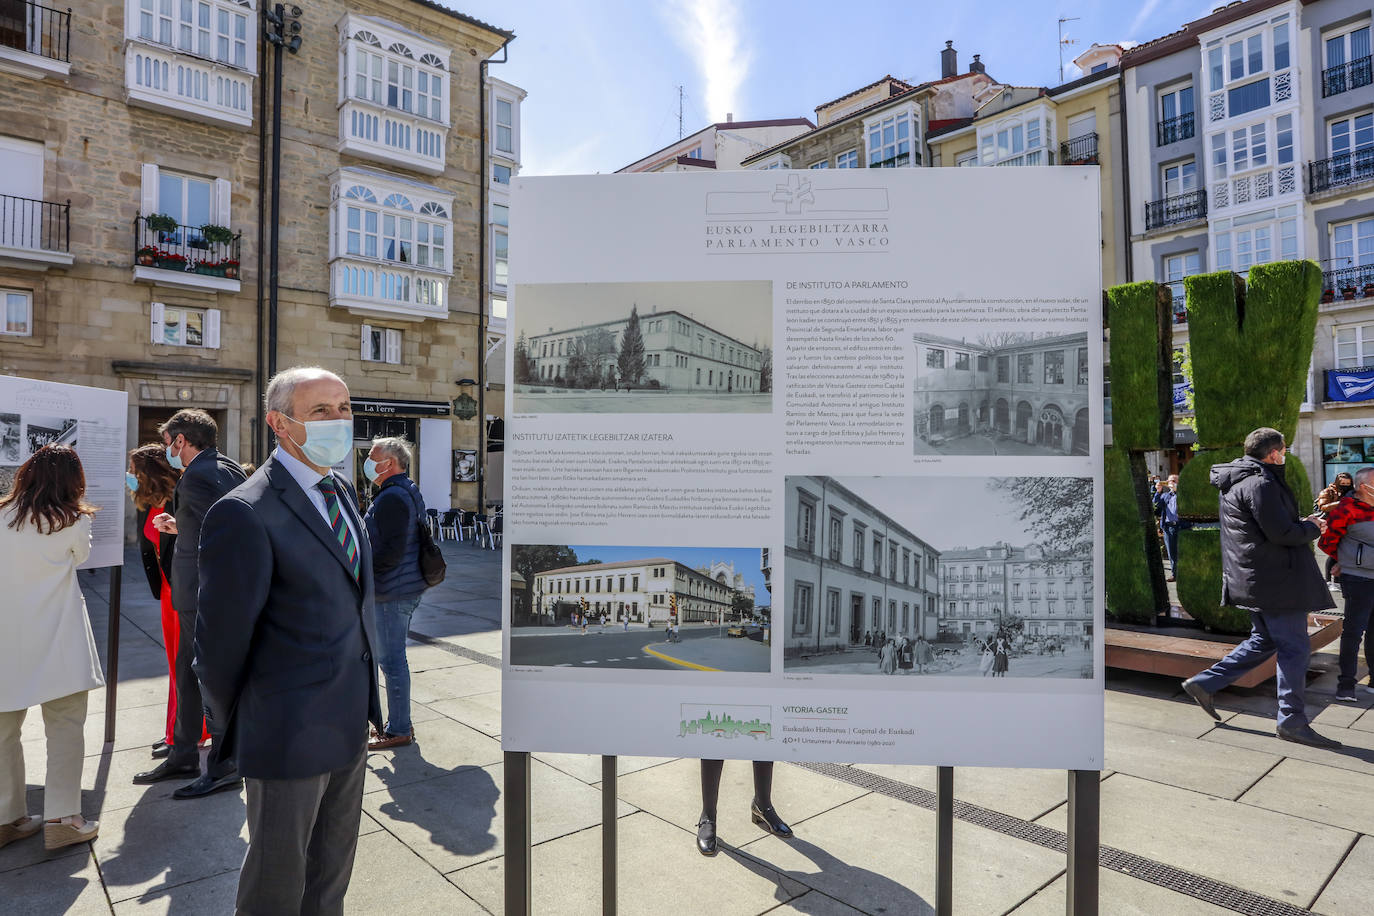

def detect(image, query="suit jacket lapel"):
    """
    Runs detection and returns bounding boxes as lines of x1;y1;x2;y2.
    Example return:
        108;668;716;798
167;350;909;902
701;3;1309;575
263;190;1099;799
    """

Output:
265;458;363;595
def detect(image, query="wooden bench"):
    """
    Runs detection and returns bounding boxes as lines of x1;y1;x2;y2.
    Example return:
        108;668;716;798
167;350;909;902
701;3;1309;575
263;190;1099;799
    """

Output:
1105;614;1344;687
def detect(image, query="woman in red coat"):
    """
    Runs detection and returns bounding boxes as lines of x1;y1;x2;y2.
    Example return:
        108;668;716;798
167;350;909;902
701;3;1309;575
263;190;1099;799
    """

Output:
128;444;207;758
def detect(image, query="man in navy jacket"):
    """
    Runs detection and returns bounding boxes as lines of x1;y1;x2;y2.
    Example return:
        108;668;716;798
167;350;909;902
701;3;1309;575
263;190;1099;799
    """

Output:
195;367;382;915
362;435;429;751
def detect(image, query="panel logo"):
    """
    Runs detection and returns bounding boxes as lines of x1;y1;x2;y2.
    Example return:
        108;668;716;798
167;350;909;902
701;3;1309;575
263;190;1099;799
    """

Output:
679;704;773;740
703;174;891;253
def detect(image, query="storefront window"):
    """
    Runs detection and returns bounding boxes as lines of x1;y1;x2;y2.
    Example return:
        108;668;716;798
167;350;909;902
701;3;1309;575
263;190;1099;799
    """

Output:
1323;436;1374;485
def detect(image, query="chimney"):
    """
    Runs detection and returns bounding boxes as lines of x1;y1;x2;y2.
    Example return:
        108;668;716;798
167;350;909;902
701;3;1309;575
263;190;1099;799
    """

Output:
969;53;985;74
726;112;734;123
941;41;957;79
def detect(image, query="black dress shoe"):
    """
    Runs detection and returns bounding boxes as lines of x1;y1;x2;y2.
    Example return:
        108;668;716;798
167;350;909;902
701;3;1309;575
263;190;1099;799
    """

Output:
1276;724;1342;749
172;772;243;800
695;817;717;857
750;801;793;839
132;760;200;785
1181;678;1220;721
150;742;170;759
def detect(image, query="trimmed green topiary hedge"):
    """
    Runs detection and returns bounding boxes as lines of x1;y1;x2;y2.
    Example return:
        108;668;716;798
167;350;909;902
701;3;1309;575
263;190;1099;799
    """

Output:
1176;528;1251;633
1184;262;1321;448
1177;448;1312;520
1104;447;1159;623
1106;282;1172;450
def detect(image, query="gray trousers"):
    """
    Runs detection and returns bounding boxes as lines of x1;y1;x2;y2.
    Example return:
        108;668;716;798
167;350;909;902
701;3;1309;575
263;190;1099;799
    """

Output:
236;750;366;916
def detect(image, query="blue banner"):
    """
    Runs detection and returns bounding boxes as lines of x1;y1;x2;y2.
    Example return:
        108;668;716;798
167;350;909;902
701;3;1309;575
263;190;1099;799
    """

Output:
1328;368;1374;402
1172;381;1191;410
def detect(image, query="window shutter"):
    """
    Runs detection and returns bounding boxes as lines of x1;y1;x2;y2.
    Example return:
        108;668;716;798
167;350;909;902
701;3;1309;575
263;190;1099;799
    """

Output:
140;164;159;217
204;309;221;349
385;328;401;364
150;301;164;343
361;323;372;360
214;179;232;227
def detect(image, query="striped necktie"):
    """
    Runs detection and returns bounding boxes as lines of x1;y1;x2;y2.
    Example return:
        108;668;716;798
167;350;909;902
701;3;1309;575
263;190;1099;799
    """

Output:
316;477;361;582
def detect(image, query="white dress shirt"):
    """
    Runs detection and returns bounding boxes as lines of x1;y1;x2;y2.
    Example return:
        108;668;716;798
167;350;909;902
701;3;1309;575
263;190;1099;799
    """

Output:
273;446;362;549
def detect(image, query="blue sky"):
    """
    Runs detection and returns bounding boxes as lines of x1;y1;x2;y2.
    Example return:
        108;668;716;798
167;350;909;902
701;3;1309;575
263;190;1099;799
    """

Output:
565;544;769;602
451;0;1221;175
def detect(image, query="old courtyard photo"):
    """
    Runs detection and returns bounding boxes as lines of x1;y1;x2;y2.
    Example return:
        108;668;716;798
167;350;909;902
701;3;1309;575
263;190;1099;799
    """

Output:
509;544;770;672
512;280;772;414
912;331;1090;457
783;475;1094;679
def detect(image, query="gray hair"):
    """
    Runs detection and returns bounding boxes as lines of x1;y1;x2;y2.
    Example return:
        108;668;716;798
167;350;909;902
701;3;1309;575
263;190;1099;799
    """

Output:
371;435;412;472
1243;427;1285;460
265;367;345;417
1355;467;1374;489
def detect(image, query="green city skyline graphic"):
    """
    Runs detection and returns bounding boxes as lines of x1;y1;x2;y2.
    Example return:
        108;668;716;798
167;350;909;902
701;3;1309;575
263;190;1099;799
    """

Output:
680;704;772;740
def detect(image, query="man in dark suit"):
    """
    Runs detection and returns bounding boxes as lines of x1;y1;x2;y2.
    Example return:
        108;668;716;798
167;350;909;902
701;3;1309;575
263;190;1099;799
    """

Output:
195;367;382;915
133;409;246;797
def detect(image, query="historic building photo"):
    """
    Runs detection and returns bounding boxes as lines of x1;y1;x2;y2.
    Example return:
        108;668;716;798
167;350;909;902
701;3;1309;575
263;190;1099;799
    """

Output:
783;476;1094;679
512;281;772;414
912;331;1091;456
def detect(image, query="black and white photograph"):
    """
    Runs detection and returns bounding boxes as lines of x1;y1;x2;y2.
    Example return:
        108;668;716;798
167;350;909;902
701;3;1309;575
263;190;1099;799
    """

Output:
0;412;20;463
512;280;772;414
912;330;1090;457
783;475;1094;679
24;414;77;453
509;544;770;672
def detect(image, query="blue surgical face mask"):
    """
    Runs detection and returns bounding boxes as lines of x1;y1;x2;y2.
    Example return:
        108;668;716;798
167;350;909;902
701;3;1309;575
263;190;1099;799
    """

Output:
363;457;381;483
126;472;139;493
165;441;183;470
283;415;354;468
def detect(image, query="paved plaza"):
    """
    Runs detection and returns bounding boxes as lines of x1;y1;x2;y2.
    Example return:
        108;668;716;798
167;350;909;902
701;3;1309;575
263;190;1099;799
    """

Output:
4;539;1374;914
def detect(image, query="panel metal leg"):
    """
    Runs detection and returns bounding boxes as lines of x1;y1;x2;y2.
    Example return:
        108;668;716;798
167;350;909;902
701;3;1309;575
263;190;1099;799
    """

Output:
936;765;953;916
602;755;617;916
103;566;122;745
1067;769;1100;916
505;751;532;916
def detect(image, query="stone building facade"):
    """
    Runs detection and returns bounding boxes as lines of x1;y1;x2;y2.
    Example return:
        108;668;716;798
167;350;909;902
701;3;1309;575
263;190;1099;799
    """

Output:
784;477;941;658
533;557;735;626
527;309;763;393
913;331;1092;455
0;0;513;520
938;543;1093;639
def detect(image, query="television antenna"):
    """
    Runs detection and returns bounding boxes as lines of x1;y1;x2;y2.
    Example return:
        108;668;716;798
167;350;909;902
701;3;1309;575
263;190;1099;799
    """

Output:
1059;16;1080;84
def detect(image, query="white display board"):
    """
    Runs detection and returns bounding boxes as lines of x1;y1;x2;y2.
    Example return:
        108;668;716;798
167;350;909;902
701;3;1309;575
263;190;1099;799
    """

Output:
0;375;129;569
503;168;1105;770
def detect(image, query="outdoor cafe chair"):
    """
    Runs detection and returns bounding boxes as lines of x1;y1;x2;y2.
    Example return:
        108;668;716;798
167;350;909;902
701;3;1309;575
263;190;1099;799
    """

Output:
438;509;460;541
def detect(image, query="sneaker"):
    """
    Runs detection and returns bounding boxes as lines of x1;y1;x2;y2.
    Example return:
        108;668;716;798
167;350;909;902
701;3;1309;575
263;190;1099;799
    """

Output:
1360;684;1374;696
1329;582;1343;592
1335;689;1360;703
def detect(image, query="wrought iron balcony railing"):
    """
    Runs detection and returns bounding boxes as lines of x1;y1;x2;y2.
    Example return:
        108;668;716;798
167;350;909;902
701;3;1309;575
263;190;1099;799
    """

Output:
1309;147;1374;194
1156;112;1194;146
0;1;70;63
0;193;68;251
1322;263;1374;297
1059;132;1098;164
1144;189;1206;231
132;214;241;278
1321;56;1373;98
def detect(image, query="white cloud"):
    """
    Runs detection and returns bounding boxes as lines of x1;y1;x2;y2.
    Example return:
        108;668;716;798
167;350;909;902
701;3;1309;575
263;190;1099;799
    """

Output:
668;0;750;122
1128;0;1164;38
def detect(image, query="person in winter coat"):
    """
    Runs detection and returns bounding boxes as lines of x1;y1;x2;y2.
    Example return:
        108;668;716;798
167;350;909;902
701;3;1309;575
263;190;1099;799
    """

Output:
1316;472;1354;588
1317;466;1374;702
0;445;103;851
363;436;430;751
1182;428;1340;749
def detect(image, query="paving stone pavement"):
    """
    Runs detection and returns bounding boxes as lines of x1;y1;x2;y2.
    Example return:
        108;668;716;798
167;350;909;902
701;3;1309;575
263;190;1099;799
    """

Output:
2;539;1373;914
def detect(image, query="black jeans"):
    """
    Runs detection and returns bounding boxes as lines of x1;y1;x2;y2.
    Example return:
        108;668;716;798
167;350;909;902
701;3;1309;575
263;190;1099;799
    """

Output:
1337;575;1374;692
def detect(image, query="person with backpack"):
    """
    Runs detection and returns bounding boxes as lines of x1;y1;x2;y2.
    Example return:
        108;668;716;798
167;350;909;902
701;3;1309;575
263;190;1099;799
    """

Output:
363;436;430;751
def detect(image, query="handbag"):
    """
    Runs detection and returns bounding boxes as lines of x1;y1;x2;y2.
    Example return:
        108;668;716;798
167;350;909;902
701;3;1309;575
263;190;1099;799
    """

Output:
416;517;447;587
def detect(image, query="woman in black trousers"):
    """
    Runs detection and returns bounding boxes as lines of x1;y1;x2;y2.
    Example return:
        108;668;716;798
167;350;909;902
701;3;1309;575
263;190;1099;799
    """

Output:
696;759;792;856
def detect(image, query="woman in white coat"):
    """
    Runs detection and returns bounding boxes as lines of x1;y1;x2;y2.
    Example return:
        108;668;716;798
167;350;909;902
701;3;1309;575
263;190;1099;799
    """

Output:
0;444;104;851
